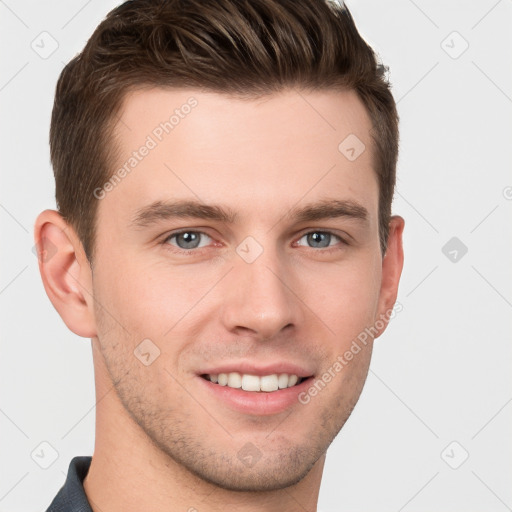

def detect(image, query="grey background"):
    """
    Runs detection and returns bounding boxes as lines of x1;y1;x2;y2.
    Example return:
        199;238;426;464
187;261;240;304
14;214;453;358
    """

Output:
1;1;511;511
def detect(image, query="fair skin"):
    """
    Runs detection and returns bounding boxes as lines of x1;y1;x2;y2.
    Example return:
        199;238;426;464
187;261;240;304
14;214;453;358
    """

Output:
35;87;404;512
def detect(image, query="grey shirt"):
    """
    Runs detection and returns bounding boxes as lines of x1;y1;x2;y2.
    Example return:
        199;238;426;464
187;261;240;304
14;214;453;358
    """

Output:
45;456;93;512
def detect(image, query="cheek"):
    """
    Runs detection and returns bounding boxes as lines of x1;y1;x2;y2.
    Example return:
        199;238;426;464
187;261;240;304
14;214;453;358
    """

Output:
93;237;382;349
93;255;216;348
310;256;382;343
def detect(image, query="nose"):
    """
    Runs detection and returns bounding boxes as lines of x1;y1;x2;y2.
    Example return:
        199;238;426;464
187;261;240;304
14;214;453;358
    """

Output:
219;244;303;340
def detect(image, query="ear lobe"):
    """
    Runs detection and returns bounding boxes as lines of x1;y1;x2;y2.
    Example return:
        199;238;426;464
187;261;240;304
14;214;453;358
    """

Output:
34;209;97;338
374;215;405;339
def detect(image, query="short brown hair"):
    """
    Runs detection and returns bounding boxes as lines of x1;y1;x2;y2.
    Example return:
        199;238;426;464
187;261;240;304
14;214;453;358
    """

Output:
50;0;399;263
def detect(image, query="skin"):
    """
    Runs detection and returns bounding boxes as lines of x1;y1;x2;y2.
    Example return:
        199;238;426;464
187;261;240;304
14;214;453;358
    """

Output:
35;87;404;512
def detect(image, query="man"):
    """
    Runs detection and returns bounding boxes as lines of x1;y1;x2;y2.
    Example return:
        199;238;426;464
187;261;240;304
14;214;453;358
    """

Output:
34;0;404;510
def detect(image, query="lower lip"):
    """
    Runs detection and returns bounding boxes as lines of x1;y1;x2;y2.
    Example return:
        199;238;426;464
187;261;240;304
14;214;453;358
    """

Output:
196;375;314;416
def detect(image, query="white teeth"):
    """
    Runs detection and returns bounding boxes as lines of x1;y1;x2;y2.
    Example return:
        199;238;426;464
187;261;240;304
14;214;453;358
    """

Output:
278;373;289;389
206;372;303;392
242;374;260;391
227;372;242;388
260;374;278;392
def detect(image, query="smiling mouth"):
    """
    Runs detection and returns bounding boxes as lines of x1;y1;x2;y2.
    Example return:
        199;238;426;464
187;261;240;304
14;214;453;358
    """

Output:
200;372;310;392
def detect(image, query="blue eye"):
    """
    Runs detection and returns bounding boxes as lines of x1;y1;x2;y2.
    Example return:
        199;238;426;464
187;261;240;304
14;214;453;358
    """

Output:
296;231;344;249
161;229;347;256
164;231;212;250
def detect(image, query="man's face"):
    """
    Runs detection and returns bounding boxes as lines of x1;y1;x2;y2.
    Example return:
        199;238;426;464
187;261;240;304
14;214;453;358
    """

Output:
90;87;394;490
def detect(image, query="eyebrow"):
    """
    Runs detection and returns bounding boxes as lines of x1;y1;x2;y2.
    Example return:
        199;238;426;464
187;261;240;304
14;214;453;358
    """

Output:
129;198;368;229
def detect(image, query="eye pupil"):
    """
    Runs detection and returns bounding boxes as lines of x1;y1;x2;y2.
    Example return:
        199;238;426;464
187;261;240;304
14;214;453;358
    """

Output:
169;231;339;252
176;232;200;249
307;232;330;248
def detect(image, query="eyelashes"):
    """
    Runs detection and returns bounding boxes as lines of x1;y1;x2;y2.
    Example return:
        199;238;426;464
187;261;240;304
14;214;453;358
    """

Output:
161;229;349;255
294;231;346;249
163;230;214;251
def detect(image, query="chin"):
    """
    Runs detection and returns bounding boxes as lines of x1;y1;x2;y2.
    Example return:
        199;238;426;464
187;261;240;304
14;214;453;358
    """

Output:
152;430;325;492
183;449;321;492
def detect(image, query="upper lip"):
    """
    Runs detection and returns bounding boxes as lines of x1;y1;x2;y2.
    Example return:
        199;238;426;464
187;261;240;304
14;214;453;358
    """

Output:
198;362;314;378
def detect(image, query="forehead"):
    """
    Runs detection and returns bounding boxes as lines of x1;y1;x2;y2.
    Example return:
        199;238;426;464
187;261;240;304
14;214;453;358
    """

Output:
100;86;378;227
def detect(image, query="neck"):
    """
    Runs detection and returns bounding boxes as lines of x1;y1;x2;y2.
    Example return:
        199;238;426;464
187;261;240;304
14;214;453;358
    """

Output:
83;340;325;512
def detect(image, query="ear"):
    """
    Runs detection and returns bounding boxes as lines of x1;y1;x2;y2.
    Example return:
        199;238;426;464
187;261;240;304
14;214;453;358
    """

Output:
374;215;405;339
33;209;97;338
